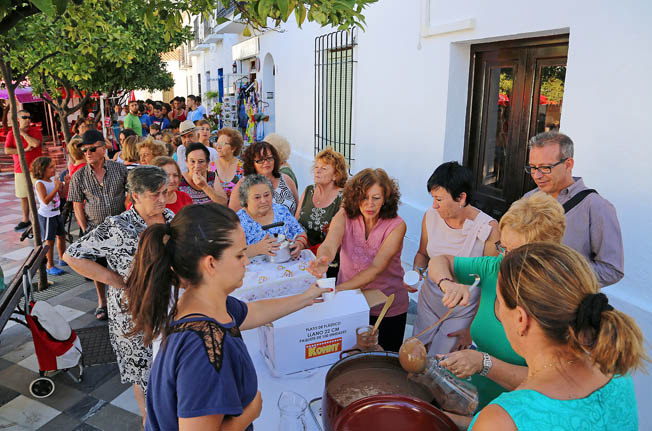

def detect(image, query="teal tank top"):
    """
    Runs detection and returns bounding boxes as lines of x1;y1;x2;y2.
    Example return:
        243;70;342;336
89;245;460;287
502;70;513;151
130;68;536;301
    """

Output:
469;375;637;430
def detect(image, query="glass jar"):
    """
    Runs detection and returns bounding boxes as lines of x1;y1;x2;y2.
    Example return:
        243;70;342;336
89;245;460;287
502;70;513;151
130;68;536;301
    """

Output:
407;357;479;416
278;391;307;431
352;325;384;352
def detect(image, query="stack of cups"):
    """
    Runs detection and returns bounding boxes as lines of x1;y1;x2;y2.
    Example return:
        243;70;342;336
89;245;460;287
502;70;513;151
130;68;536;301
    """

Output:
317;278;336;301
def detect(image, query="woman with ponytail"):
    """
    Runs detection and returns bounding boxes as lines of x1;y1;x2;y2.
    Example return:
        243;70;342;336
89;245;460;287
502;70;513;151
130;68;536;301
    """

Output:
126;203;328;431
468;242;647;431
63;166;173;423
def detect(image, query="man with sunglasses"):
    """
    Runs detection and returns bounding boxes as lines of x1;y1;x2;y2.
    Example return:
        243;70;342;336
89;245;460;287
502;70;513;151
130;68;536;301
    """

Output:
524;131;624;287
4;109;42;231
68;130;128;320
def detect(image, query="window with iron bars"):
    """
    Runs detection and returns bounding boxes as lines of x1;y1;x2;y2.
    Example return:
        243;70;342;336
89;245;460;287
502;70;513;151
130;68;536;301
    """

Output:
314;28;357;172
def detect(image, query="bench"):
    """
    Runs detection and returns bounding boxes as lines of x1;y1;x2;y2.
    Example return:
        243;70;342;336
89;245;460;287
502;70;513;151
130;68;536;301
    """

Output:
0;245;48;335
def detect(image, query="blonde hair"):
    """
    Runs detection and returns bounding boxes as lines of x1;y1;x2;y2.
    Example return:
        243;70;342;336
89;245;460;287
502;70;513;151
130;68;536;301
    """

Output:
137;137;168;160
264;133;291;163
498;243;648;376
314;147;348;188
122;135;143;162
67;137;84;162
499;192;565;243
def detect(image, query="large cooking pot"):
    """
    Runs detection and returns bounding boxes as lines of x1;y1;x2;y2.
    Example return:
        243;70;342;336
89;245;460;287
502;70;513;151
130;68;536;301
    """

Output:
333;395;457;431
322;350;454;431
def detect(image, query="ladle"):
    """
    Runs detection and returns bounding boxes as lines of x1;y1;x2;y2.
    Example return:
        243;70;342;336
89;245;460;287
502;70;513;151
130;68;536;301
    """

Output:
371;294;394;335
399;274;481;373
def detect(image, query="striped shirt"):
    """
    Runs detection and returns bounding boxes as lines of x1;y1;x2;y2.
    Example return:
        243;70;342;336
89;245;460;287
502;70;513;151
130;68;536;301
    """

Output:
68;160;128;230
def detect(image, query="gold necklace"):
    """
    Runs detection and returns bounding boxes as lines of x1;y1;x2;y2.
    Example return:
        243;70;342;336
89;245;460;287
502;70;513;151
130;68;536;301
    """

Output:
527;359;577;380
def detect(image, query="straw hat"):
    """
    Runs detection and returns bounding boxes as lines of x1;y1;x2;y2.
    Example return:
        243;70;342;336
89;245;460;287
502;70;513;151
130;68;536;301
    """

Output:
178;120;196;136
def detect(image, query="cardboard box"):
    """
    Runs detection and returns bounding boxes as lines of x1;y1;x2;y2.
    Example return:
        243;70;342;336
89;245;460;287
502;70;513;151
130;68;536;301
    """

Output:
258;289;371;375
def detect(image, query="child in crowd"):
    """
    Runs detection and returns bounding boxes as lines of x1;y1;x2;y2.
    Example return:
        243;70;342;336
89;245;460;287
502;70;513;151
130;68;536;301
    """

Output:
30;156;67;276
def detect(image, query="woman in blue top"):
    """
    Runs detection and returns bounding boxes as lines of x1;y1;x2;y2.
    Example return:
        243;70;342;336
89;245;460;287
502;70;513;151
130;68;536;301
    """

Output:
468;243;646;431
125;204;328;431
236;174;308;259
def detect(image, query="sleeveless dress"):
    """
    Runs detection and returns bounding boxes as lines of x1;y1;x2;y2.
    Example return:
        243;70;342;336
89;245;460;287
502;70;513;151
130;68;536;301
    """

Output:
469;375;637;431
274;175;297;214
297;185;343;246
217;159;244;203
338;215;407;318
413;207;494;355
179;171;218;205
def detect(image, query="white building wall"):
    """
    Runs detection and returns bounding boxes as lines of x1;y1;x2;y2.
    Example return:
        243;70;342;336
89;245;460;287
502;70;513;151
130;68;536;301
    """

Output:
178;0;652;422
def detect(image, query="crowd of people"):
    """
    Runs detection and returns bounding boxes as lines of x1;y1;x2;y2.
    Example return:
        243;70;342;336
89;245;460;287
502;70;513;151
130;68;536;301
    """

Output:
3;98;646;431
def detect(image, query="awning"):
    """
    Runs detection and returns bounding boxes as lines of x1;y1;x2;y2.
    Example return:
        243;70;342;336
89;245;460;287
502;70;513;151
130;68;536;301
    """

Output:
0;87;42;104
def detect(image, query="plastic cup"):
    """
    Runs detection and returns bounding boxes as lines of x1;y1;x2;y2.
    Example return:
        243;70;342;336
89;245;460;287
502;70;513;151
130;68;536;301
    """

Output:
403;270;421;288
317;277;336;301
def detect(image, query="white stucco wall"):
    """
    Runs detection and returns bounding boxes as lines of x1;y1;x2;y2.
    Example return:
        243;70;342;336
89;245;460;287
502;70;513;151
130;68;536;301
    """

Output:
175;0;652;423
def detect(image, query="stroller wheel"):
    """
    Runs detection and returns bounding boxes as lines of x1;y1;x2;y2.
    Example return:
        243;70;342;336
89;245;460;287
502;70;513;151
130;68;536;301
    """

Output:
30;377;55;398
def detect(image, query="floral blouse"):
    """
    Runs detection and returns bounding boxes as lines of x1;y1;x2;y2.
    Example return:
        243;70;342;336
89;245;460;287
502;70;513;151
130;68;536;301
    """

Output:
66;207;175;278
237;203;305;246
217;159;244;202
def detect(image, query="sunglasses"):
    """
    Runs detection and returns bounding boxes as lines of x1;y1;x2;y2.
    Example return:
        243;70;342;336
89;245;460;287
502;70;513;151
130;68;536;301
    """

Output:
81;145;101;153
20;115;31;120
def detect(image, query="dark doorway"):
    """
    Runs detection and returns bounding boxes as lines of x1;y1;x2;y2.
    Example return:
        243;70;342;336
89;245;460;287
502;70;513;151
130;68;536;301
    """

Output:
464;35;568;219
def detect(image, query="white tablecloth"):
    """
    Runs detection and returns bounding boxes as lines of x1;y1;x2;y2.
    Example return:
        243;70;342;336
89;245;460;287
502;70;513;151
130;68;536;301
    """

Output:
244;328;327;430
233;250;317;302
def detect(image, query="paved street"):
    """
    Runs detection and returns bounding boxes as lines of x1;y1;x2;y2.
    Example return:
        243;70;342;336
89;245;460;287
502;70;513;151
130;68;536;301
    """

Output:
0;173;142;430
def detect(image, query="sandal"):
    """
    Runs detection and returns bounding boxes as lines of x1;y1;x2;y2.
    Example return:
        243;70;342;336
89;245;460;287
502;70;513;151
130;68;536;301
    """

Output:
95;306;108;321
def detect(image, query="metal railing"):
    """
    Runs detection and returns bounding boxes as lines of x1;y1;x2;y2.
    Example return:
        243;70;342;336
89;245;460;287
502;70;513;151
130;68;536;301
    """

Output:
314;28;357;172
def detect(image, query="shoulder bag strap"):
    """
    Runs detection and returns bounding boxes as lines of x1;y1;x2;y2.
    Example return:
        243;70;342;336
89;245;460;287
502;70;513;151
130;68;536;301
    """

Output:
563;189;597;213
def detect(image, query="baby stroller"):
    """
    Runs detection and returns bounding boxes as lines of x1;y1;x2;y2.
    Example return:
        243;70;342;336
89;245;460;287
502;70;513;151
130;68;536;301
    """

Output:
25;299;84;398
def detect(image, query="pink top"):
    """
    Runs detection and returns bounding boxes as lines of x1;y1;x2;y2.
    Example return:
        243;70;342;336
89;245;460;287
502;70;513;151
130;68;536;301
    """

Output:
338;215;407;317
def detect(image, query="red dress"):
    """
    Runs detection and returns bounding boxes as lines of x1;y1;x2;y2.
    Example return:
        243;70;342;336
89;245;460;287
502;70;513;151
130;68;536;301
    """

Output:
166;190;193;214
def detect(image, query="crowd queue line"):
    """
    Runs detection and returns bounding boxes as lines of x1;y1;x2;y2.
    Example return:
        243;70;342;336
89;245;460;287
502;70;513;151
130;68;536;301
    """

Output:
4;99;645;431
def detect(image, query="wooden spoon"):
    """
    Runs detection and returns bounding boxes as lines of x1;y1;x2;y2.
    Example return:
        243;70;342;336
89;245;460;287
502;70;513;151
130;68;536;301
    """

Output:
371;293;395;335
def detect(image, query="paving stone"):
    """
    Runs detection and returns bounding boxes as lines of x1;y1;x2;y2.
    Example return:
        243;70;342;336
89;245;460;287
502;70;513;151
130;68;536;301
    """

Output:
1;340;37;363
64;395;105;421
75;363;120;393
90;373;130;403
35;376;87;412
0;384;20;406
69;312;108;330
73;422;102;430
0;395;60;429
0;364;40;396
85;403;142;431
0;357;15;372
39;413;82;430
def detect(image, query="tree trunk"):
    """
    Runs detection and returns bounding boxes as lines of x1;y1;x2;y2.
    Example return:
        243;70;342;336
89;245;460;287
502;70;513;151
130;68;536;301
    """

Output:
58;108;72;144
0;58;48;291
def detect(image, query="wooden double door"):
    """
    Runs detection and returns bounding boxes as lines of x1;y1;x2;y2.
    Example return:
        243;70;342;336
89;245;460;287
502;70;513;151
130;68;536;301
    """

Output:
464;35;569;219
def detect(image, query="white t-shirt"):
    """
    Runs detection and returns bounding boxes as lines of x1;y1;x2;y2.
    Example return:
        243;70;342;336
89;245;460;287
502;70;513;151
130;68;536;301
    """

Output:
176;144;218;173
35;178;61;217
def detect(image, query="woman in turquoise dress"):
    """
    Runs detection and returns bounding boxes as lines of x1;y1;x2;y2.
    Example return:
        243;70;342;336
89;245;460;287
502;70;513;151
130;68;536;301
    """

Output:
466;242;645;431
429;193;566;413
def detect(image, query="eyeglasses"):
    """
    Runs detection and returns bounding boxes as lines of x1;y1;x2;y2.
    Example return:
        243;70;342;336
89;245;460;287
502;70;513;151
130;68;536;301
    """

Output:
254;157;274;165
495;240;507;255
81;145;100;153
20;115;31;120
524;158;568;175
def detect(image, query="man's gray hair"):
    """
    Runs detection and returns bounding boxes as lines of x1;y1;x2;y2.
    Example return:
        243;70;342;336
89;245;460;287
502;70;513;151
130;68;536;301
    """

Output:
127;166;168;199
528;131;574;159
239;174;274;208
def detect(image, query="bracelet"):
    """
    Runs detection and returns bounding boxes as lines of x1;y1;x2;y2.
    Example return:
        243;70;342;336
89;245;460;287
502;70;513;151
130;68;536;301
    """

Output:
436;277;454;292
479;352;493;376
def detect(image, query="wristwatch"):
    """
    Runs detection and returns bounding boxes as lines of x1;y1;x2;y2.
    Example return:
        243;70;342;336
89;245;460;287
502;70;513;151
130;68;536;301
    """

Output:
480;352;493;376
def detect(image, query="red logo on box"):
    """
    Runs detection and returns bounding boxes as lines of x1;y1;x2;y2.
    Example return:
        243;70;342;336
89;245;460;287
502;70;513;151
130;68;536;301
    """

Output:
305;338;342;359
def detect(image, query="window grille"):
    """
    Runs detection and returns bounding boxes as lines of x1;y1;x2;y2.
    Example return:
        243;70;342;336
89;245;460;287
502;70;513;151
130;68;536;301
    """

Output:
314;28;357;171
